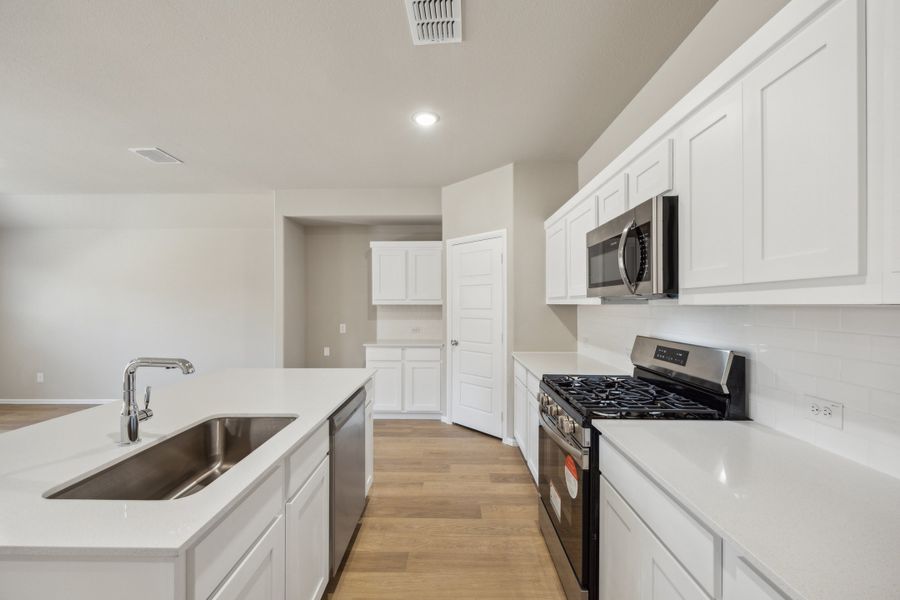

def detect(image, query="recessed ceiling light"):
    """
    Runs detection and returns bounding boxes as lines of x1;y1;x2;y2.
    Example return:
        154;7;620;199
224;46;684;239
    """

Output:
412;111;440;128
129;147;183;164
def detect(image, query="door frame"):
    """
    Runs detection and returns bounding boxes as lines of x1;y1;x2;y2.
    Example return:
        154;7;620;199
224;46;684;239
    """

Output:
443;229;508;439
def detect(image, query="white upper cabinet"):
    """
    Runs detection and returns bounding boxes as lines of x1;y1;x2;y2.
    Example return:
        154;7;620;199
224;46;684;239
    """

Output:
627;139;673;204
678;85;744;289
741;0;864;284
566;196;599;299
371;242;442;305
407;247;443;301
597;174;629;225
546;220;568;302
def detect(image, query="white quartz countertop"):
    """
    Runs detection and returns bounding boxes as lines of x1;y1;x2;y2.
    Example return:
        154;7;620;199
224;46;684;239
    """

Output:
512;351;625;377
591;420;900;600
363;339;443;347
0;368;374;558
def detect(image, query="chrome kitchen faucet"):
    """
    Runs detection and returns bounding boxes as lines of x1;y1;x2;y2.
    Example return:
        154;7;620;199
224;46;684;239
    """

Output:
120;357;195;444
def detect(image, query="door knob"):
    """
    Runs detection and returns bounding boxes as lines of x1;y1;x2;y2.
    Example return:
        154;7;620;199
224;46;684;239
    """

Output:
450;339;459;346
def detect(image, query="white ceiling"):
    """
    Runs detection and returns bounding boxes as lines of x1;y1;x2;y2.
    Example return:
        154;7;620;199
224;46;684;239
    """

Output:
0;0;715;194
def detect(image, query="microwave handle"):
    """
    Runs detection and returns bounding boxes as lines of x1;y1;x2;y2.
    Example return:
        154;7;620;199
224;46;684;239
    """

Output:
617;219;638;295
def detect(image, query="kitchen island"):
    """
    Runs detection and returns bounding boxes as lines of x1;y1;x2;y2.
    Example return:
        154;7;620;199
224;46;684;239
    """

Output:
0;367;374;600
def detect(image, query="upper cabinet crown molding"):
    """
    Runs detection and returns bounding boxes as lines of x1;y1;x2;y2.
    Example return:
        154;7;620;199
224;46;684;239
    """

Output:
370;241;443;305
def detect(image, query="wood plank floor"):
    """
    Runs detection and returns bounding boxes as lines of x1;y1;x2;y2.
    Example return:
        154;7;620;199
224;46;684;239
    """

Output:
0;407;565;598
0;403;95;433
330;420;566;600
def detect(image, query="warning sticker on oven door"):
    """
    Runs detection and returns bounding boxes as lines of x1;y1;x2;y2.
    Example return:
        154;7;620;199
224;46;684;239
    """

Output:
565;455;579;499
549;482;562;521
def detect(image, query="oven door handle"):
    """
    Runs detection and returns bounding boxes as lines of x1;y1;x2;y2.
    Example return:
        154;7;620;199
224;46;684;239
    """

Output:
540;413;589;469
617;218;638;295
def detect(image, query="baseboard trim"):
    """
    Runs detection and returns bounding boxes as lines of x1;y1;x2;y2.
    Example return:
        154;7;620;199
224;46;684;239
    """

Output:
440;415;453;425
502;437;518;447
0;398;116;405
373;412;443;420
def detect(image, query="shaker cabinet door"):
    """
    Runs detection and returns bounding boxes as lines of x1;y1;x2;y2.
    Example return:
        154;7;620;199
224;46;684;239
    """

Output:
404;360;441;412
678;85;744;289
286;458;330;600
210;516;285;600
566;196;599;299
368;361;403;412
372;248;408;303
546;220;568;302
407;247;443;302
742;0;865;284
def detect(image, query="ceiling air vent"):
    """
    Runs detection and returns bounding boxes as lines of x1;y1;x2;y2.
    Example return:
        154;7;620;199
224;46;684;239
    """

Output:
405;0;462;45
129;147;183;164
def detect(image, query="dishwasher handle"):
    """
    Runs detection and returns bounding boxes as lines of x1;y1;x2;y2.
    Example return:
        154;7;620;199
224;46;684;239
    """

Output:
332;388;366;430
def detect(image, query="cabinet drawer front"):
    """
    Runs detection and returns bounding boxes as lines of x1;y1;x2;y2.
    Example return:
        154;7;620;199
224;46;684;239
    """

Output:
598;438;720;597
365;347;402;362
404;347;441;362
286;422;328;498
514;360;527;384
526;372;541;396
192;466;284;600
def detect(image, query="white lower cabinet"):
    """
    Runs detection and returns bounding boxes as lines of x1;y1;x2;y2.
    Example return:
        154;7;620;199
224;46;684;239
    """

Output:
211;515;286;600
365;395;374;494
286;458;330;600
513;376;527;450
368;359;403;412
366;345;442;416
512;359;541;485
599;477;708;600
723;544;787;600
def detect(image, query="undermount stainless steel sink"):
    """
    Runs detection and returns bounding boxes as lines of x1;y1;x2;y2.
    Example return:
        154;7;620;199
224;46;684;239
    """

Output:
47;416;296;500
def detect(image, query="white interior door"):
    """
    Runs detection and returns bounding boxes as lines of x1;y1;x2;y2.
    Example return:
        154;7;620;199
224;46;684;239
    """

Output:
447;232;506;438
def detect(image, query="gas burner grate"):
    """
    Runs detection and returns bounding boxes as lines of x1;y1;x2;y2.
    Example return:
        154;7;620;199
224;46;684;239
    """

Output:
543;374;721;420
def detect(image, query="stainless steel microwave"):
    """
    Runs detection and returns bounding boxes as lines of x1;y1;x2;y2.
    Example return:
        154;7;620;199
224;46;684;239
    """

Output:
586;195;678;299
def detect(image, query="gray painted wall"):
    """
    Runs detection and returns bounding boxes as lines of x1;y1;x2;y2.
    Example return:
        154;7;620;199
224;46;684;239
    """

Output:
302;224;442;369
0;193;275;399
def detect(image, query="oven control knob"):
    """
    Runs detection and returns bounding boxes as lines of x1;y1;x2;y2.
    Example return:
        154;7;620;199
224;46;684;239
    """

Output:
549;405;561;417
559;415;575;434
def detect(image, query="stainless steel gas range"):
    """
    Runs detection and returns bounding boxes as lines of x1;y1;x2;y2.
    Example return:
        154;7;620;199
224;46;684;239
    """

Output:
536;336;747;600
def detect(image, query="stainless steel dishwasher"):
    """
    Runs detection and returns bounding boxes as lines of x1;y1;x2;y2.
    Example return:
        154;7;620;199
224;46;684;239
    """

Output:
330;387;367;577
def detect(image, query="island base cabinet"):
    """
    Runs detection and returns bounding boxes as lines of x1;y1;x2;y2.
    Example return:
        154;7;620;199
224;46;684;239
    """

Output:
286;457;330;600
723;544;788;600
210;515;285;600
599;477;709;600
365;396;374;495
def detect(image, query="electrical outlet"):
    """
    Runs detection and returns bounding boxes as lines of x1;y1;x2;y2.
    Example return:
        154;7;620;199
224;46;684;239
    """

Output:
805;396;844;430
323;346;330;357
36;372;44;384
339;323;346;334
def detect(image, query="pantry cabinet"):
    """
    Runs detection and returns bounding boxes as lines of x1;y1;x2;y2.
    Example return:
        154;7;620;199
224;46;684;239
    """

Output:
677;85;744;289
741;0;864;284
370;241;442;305
365;345;442;417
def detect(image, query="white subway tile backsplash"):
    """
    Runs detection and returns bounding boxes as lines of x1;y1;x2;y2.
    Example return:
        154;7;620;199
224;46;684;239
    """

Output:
577;304;900;479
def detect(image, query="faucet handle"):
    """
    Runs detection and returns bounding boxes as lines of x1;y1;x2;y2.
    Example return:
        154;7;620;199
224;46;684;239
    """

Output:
144;385;151;410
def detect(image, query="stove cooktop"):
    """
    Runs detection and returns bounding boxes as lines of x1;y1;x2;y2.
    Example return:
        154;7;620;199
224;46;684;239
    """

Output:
542;374;721;420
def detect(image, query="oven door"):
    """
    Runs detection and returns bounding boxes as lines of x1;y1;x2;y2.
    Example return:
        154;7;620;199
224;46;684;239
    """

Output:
539;412;590;589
